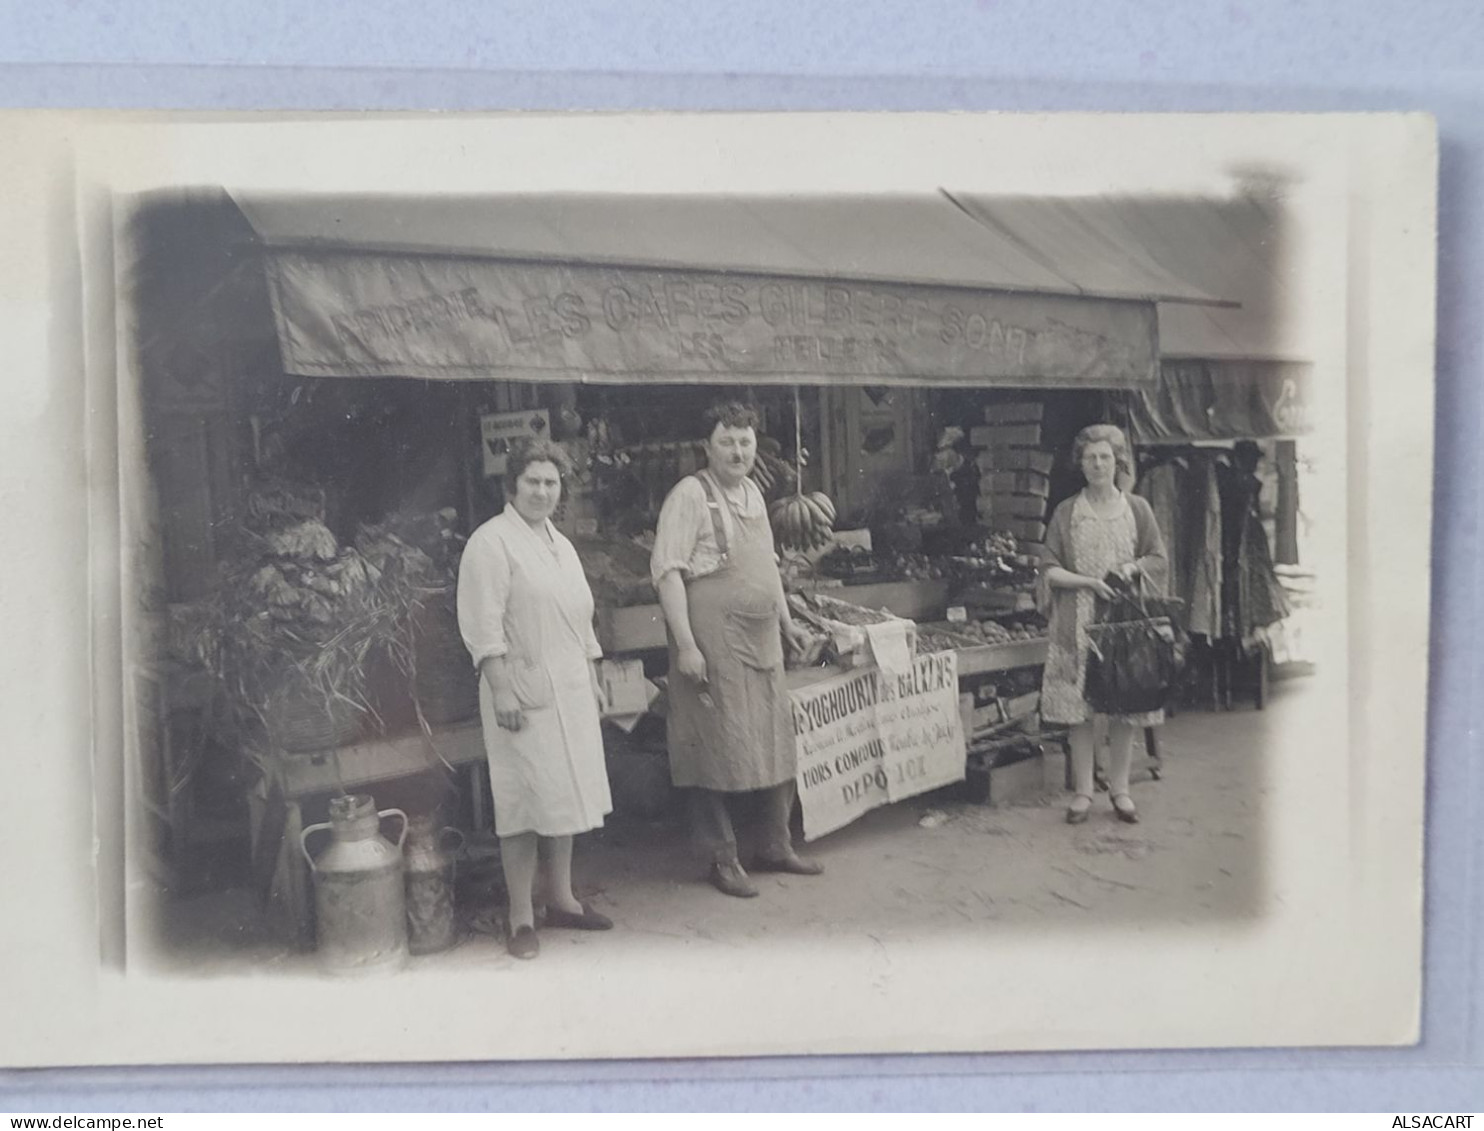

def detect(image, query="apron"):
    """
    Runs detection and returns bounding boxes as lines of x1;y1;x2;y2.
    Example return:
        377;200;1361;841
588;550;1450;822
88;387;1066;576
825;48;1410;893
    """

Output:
666;472;795;791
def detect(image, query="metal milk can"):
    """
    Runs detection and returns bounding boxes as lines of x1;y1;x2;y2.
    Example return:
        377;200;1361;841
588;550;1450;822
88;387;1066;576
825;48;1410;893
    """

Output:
300;794;410;976
403;814;465;956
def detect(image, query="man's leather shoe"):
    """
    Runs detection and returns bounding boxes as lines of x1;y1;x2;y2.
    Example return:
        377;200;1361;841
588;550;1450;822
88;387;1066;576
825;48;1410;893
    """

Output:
752;853;825;876
709;861;759;898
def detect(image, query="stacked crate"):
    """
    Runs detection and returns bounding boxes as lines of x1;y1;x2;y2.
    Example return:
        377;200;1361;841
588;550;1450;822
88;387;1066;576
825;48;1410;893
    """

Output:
971;401;1054;555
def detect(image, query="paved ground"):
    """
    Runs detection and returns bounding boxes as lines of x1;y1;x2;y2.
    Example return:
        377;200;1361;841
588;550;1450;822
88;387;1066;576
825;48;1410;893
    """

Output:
153;681;1299;975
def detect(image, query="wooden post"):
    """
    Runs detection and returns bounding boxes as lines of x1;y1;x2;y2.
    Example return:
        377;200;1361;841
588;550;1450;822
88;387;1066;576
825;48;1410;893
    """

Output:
1274;439;1300;565
456;384;481;532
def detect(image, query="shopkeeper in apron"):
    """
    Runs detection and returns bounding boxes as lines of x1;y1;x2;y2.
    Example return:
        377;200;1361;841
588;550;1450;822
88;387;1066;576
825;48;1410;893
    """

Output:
651;401;824;898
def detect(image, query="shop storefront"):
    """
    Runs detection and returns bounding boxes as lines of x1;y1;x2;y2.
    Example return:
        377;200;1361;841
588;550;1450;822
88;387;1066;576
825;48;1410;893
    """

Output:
135;190;1236;942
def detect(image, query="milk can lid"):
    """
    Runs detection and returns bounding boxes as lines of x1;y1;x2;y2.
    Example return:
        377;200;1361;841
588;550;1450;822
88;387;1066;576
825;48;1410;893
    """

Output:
329;793;376;822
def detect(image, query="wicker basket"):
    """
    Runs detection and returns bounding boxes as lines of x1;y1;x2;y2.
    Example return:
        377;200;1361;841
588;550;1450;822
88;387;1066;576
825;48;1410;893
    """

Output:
412;604;480;725
262;681;364;753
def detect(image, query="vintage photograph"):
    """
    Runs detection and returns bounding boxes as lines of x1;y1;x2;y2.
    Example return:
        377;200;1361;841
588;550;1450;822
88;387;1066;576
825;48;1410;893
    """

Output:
0;113;1434;1065
129;186;1317;972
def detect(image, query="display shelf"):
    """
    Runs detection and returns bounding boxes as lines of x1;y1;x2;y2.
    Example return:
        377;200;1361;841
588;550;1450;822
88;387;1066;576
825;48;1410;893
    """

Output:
954;638;1050;676
796;578;951;620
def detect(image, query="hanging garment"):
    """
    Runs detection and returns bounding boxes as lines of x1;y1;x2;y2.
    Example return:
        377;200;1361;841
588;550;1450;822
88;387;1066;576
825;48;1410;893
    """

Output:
1216;463;1291;646
1184;458;1224;639
1135;462;1181;591
1136;457;1222;638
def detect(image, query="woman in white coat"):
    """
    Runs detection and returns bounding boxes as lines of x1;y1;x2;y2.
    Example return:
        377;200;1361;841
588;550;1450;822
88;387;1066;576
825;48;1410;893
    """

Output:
457;437;614;960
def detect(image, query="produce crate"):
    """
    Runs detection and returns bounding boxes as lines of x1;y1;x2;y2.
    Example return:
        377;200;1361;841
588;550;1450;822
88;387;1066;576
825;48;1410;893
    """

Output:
983;402;1045;425
976;493;1050;521
979;471;1050;497
976;449;1056;475
955;638;1050;677
970;423;1043;448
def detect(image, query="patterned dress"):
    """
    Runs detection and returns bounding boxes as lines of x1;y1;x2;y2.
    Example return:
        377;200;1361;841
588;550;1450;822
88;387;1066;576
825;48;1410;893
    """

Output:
1041;491;1166;728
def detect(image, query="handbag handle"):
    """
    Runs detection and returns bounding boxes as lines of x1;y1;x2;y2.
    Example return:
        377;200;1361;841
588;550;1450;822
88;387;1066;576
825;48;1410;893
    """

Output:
1128;570;1152;618
1101;569;1152;622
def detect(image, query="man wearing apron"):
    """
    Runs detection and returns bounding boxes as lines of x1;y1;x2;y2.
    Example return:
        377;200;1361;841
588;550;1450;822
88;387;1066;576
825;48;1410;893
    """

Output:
651;402;825;897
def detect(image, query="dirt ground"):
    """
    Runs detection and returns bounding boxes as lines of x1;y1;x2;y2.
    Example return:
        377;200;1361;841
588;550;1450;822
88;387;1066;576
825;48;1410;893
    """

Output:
154;681;1298;975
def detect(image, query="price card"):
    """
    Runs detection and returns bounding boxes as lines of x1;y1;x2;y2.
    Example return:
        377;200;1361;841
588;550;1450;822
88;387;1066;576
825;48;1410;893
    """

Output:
946;606;968;623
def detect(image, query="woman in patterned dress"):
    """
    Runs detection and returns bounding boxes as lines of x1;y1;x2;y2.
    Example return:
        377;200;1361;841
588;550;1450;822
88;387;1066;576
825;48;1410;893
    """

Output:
1039;425;1169;825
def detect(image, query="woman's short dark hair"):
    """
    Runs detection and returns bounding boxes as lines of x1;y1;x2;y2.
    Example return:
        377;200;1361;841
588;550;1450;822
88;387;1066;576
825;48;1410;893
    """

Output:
504;436;573;493
701;400;761;438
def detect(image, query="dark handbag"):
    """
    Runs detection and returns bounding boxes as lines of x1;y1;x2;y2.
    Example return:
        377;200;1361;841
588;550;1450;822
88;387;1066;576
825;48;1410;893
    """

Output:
1083;577;1188;715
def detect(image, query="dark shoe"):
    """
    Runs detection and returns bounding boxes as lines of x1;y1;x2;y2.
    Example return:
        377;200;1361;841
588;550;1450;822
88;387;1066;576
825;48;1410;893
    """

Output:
753;852;824;876
544;902;614;931
507;924;539;960
1066;794;1093;825
709;861;759;899
1110;792;1140;824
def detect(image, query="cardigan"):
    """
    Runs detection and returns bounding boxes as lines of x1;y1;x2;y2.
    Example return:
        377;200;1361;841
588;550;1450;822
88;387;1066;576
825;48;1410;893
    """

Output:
1037;490;1170;658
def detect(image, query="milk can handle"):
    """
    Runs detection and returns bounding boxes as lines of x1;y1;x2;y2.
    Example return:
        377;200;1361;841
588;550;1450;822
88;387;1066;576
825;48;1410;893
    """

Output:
299;822;334;871
439;827;467;857
379;808;410;850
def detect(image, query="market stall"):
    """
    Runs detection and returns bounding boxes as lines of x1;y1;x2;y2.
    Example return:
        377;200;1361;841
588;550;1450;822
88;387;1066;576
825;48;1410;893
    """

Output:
136;190;1238;937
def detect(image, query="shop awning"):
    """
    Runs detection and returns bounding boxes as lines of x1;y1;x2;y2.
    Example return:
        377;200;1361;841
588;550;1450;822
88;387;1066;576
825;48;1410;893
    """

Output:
1127;358;1314;442
234;194;1231;389
951;193;1310;362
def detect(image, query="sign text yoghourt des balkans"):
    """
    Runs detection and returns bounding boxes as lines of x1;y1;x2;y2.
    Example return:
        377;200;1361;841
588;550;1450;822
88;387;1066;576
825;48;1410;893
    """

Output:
788;652;965;841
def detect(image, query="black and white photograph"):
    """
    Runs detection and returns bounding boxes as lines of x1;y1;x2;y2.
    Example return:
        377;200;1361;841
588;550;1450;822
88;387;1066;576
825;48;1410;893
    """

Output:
0;111;1435;1066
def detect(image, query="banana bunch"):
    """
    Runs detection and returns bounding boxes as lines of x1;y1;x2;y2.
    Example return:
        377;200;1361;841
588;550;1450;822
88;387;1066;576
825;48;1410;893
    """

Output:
769;491;837;552
748;451;798;501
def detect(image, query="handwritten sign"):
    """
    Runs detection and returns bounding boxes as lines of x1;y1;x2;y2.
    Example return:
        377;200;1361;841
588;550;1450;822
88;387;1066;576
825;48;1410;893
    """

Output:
789;651;966;841
480;409;550;478
265;252;1157;388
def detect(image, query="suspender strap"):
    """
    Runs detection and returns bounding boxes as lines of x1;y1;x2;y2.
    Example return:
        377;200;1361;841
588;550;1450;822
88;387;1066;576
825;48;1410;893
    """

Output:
692;471;730;562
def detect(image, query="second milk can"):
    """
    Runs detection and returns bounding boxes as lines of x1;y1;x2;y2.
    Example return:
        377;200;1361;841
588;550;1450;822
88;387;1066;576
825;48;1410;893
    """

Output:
403;814;465;955
300;794;410;976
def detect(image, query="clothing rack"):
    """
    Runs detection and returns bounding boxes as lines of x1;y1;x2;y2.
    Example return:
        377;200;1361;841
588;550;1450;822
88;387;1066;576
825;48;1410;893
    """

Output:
1132;442;1280;712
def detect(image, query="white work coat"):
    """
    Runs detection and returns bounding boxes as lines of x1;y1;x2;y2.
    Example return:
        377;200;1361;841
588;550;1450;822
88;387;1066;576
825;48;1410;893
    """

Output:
456;507;612;837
